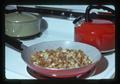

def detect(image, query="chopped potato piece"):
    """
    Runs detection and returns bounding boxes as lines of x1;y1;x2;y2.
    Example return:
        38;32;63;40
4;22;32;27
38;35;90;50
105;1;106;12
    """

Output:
30;47;92;69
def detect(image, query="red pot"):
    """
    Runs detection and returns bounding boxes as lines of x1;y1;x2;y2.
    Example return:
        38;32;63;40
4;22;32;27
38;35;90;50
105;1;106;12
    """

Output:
74;5;115;53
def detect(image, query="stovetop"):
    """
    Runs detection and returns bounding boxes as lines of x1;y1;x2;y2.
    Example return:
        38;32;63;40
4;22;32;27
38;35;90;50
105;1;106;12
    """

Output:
5;17;115;79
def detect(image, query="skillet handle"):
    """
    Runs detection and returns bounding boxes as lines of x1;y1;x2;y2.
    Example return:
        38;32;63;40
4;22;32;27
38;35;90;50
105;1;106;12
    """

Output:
5;35;23;51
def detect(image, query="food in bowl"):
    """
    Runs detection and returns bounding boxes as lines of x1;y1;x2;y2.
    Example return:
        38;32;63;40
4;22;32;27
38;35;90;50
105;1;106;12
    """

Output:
30;47;92;69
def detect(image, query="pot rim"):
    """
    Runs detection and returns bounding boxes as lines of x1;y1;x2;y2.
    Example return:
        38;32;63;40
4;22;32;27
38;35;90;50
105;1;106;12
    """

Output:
5;18;41;23
5;12;42;23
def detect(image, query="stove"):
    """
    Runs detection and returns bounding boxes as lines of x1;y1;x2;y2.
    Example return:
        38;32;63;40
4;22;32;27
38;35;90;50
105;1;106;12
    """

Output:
5;13;115;79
